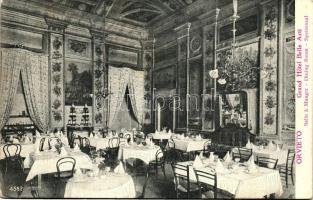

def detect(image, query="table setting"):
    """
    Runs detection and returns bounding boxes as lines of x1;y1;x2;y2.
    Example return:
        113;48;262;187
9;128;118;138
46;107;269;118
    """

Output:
177;151;283;198
232;139;288;165
26;145;93;182
118;138;161;164
172;135;211;152
63;161;136;198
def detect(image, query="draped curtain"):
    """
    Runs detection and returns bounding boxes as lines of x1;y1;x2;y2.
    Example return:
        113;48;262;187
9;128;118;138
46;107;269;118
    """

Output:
108;66;129;127
0;49;23;130
128;69;145;123
0;48;49;132
21;51;49;132
108;66;145;128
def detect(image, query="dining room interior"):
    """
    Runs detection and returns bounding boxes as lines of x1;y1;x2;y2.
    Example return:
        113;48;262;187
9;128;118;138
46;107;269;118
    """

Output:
0;0;296;199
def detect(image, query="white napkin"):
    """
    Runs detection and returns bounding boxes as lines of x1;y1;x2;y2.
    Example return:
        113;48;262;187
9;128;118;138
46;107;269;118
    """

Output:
36;130;41;137
193;155;204;168
209;152;215;162
215;159;225;172
74;143;80;151
223;151;232;162
60;147;68;156
267;141;274;150
245;141;252;149
35;140;41;154
12;138;19;144
276;144;280;151
114;162;126;174
248;154;255;164
75;168;83;177
168;129;172;134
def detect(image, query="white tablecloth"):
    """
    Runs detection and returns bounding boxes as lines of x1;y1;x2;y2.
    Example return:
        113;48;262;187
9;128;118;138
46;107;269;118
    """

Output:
89;137;127;150
64;173;136;198
178;160;283;198
151;133;172;140
118;144;161;164
26;149;93;181
173;138;211;152
232;147;288;165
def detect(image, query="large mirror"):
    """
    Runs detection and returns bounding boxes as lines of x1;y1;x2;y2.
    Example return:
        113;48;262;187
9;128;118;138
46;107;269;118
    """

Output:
219;92;248;128
219;89;258;134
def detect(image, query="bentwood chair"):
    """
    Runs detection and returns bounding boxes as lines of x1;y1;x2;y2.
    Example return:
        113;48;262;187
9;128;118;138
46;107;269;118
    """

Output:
39;137;46;151
3;144;24;174
80;137;93;155
194;169;217;199
171;163;199;198
53;157;76;197
107;138;120;162
238;147;252;162
148;148;166;178
257;156;278;169
48;137;61;149
279;149;295;187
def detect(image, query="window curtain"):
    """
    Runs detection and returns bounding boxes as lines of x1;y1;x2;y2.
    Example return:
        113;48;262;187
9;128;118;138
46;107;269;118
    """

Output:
21;51;49;132
128;69;144;124
0;49;23;130
108;66;145;128
108;66;129;127
0;48;49;132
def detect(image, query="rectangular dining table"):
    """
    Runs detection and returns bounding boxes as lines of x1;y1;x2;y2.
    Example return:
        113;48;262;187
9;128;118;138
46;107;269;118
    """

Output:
172;138;211;152
177;159;283;198
232;146;288;165
89;137;127;150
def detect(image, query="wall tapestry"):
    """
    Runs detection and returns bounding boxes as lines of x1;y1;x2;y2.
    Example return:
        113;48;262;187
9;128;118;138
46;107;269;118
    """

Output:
65;61;92;106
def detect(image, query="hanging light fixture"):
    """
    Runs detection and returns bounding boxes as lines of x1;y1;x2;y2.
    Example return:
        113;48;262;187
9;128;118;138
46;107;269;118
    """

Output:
209;0;240;86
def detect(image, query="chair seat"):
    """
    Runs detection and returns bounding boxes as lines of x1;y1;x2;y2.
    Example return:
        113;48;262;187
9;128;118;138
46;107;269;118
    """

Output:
149;160;164;165
54;171;74;179
176;179;199;192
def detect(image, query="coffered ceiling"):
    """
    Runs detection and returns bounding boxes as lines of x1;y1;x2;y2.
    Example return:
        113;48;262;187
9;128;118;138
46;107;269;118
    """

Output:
20;0;204;27
3;0;234;28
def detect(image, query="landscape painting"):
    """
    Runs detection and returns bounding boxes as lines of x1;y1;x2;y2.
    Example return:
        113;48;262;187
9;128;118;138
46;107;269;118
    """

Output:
65;60;92;106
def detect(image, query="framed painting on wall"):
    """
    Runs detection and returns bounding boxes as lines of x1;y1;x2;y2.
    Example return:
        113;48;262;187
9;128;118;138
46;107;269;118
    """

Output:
64;59;92;106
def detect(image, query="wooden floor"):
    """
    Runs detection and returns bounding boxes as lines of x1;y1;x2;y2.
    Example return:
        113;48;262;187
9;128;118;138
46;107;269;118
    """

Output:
0;160;295;199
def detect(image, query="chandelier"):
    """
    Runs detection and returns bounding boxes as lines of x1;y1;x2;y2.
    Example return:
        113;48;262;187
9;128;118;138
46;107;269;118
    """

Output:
209;0;240;86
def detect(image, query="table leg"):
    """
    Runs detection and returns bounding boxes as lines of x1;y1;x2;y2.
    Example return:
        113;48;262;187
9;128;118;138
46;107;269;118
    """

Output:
38;174;42;190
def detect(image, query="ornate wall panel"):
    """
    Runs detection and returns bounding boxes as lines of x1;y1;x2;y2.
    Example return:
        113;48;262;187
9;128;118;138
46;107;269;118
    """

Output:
91;30;106;128
282;33;295;130
47;20;67;128
260;2;279;135
202;26;215;131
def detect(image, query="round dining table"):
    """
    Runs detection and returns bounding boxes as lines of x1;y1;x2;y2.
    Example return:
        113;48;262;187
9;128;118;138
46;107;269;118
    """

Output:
64;172;136;198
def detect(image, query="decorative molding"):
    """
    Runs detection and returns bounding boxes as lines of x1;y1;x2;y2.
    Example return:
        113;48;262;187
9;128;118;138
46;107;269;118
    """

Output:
45;17;68;33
